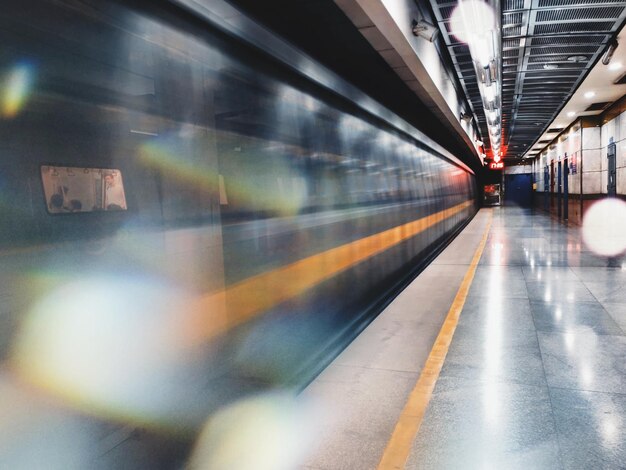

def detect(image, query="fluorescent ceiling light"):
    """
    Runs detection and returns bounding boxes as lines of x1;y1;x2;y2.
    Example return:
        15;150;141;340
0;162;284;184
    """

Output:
483;84;496;102
449;1;495;44
472;35;493;68
584;91;596;99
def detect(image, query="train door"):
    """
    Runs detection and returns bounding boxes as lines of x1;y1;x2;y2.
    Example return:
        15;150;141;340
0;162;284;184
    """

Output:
608;137;617;197
563;154;569;220
557;160;562;218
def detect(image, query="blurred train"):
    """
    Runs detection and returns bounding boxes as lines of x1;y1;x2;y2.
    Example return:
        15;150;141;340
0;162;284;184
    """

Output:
0;0;477;467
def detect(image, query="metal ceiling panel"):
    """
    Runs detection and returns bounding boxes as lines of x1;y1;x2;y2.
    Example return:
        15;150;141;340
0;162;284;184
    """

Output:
426;0;626;159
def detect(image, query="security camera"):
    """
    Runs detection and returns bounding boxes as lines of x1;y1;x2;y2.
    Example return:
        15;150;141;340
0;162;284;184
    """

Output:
412;19;439;43
460;112;473;123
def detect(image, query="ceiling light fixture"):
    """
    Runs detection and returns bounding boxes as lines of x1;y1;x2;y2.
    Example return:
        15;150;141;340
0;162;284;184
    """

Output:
567;111;576;117
483;83;496;102
609;62;623;71
602;39;619;65
451;0;502;157
584;91;596;99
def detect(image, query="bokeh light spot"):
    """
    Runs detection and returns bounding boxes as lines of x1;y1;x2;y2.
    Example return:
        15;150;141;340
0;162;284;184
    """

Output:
2;62;35;118
582;198;626;257
10;276;203;428
189;392;319;470
449;1;496;45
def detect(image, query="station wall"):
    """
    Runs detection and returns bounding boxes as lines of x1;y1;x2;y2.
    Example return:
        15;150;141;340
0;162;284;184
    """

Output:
530;96;626;223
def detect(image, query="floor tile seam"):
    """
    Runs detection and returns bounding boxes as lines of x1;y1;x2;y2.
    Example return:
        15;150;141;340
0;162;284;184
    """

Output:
566;267;603;283
436;370;550;389
363;319;449;329
448;324;535;336
536;328;626;341
581;280;626;299
328;362;424;377
411;276;468;286
431;262;475;266
466;294;530;300
444;337;547;349
534;327;626;337
529;299;615;306
415;274;471;280
547;384;626;397
523;264;567;470
602;313;626;336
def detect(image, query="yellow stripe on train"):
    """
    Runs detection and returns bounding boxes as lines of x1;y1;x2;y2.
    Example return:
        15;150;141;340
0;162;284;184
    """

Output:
186;200;474;342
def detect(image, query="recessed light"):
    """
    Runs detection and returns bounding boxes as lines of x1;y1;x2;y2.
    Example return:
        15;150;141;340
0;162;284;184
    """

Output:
567;111;576;117
609;62;623;71
584;91;596;99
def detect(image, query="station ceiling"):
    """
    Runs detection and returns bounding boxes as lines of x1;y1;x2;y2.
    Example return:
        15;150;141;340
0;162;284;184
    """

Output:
429;0;626;160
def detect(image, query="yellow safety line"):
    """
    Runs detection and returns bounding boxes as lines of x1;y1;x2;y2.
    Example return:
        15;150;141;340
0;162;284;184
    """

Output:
376;209;492;470
185;200;474;343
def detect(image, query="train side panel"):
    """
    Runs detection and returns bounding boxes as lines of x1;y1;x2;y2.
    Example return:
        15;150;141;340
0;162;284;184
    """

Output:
0;0;477;440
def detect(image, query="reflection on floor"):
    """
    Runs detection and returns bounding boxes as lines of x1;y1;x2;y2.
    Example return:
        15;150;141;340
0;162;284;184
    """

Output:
408;206;626;470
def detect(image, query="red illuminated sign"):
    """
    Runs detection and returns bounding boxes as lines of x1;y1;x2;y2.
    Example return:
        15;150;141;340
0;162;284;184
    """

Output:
489;162;504;170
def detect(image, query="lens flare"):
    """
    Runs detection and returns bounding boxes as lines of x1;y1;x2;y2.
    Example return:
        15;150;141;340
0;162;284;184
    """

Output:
2;62;35;118
188;391;320;470
582;198;626;257
450;1;496;45
0;372;94;469
139;131;306;216
10;275;207;429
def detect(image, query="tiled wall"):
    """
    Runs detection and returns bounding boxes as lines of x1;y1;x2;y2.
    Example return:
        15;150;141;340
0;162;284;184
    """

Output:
533;125;581;195
600;110;626;194
527;106;626;224
579;109;626;196
532;107;626;198
582;126;602;194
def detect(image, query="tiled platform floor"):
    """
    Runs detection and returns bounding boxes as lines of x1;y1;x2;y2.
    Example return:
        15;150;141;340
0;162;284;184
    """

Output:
303;206;626;470
408;206;626;470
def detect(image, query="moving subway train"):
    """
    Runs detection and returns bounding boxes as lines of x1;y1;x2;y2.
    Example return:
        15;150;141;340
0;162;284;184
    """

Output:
0;0;477;467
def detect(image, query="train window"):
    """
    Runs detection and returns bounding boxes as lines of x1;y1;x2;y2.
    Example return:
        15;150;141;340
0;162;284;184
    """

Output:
41;165;127;214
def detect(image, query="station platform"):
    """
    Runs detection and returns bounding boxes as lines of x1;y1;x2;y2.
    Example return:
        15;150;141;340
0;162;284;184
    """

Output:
301;207;626;470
